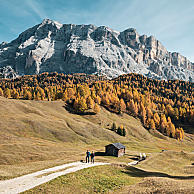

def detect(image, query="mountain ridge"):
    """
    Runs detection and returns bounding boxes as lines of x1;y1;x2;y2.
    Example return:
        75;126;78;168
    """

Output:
0;19;193;81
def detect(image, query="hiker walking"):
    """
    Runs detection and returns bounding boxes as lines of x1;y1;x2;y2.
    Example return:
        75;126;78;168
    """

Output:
91;151;95;164
86;150;91;163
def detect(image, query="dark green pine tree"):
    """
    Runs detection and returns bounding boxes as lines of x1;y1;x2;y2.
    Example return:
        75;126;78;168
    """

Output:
117;127;122;136
111;122;117;131
122;128;126;136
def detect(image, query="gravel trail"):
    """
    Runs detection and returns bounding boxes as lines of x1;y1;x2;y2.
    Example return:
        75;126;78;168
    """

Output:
0;161;109;194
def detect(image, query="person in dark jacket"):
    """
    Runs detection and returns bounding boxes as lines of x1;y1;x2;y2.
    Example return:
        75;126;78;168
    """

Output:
86;150;91;163
91;151;95;164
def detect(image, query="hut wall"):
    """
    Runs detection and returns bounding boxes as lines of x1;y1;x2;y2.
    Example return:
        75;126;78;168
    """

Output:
117;148;125;157
105;145;125;157
105;145;118;156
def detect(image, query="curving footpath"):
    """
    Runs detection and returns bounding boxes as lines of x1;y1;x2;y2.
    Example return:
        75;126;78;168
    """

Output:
0;161;109;194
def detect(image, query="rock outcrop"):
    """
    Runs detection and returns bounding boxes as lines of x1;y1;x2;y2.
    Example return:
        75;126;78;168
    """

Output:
0;19;193;81
0;66;18;79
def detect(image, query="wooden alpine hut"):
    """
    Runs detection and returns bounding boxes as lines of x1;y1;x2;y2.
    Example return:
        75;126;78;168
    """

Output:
105;143;125;157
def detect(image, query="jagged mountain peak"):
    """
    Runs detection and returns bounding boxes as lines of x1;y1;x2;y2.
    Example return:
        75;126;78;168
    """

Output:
39;18;63;29
0;20;193;81
122;27;138;34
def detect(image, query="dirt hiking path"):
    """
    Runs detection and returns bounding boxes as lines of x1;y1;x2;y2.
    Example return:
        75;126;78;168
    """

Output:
0;161;109;194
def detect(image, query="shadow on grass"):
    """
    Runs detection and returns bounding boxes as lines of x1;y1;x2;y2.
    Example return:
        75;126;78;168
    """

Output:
122;166;194;180
124;154;139;161
63;104;96;115
95;152;107;156
129;157;139;161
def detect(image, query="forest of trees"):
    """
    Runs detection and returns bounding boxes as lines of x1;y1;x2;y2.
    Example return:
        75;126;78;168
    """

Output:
0;72;193;141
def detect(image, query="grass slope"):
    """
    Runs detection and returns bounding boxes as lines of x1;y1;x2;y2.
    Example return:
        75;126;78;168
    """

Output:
0;96;193;192
24;152;194;194
23;165;142;194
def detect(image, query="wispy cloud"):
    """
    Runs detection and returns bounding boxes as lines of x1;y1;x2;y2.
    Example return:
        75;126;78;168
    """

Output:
0;0;193;61
25;0;47;20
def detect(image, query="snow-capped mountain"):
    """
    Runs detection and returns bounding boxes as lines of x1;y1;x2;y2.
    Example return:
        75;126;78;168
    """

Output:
0;19;193;81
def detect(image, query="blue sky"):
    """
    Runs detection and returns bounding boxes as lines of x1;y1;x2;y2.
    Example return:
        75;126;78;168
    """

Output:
0;0;194;61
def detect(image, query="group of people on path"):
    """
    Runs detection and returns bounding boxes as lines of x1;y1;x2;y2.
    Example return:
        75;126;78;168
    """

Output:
86;150;95;163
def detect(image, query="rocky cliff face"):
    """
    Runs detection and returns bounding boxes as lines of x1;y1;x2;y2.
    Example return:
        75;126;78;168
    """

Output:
0;19;193;81
0;66;18;79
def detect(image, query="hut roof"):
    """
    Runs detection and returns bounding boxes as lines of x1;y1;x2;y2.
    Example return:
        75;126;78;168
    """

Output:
106;143;125;149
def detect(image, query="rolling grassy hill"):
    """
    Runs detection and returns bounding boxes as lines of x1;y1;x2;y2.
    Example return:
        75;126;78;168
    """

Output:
0;96;193;193
0;96;193;178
